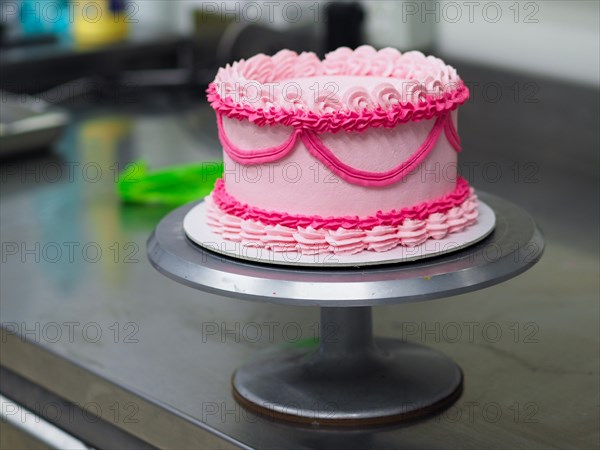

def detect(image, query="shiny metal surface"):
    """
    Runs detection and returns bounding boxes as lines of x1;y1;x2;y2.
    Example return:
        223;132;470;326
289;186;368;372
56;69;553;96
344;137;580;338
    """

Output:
1;68;598;449
147;193;544;306
1;366;157;449
148;199;541;424
0;395;89;450
0;92;69;157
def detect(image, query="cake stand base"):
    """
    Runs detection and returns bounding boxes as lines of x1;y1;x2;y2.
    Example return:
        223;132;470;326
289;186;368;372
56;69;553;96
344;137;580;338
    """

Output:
232;307;462;425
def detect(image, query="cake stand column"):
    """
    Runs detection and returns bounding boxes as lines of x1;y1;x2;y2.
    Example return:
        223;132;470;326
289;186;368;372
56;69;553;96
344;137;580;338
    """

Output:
232;306;463;425
316;307;374;362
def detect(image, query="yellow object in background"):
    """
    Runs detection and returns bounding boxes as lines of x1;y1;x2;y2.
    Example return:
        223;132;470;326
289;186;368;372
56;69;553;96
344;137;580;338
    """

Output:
79;116;133;286
72;1;129;48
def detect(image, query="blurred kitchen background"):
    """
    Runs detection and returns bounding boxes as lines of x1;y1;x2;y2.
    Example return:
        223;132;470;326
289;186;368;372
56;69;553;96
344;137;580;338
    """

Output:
2;0;599;87
1;0;598;156
2;1;598;94
1;0;598;159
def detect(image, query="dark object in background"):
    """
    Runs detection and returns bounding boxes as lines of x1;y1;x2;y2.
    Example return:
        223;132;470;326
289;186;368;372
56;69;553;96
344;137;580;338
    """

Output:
193;7;319;73
214;23;318;66
0;35;192;95
0;33;58;48
324;2;365;53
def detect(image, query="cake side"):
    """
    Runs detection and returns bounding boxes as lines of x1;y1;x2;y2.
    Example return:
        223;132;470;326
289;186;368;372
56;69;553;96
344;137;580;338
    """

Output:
219;111;459;216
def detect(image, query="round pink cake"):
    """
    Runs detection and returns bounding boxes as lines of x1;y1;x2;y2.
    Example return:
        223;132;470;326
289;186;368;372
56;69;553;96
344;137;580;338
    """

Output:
204;45;478;255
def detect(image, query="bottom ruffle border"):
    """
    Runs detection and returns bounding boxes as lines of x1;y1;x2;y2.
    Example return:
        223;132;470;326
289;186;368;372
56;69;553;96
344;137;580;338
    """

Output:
204;191;479;256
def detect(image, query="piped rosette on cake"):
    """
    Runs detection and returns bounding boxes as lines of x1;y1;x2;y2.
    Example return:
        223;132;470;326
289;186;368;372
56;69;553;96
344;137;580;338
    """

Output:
204;45;478;256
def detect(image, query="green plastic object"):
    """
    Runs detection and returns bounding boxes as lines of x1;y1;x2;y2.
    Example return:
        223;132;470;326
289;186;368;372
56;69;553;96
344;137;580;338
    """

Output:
116;160;223;206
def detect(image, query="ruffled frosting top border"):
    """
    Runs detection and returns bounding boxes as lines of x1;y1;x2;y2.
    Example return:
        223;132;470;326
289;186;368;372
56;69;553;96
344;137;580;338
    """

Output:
207;46;470;133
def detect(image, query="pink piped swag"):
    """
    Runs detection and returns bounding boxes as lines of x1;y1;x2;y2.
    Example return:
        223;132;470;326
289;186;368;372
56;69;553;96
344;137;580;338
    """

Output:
217;112;461;187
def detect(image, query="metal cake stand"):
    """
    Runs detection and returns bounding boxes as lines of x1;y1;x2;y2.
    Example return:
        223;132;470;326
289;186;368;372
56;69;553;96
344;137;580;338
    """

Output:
147;192;544;426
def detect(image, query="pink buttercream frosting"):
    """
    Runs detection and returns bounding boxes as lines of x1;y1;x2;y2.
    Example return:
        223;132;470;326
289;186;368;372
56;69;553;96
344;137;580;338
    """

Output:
216;108;460;188
205;190;479;255
211;176;472;231
207;46;469;133
203;46;476;256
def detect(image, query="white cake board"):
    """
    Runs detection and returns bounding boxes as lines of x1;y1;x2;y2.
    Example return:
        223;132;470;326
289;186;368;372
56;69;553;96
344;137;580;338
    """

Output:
183;200;496;267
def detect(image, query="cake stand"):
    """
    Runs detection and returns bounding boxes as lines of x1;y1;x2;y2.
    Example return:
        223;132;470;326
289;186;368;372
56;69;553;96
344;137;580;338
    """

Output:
147;192;543;426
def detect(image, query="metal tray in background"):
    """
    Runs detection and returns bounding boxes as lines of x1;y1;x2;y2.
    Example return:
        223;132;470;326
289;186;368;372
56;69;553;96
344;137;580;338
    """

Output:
0;91;69;157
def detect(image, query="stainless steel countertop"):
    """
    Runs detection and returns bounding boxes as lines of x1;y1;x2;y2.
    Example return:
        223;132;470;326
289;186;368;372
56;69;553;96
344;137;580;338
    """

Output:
1;65;599;449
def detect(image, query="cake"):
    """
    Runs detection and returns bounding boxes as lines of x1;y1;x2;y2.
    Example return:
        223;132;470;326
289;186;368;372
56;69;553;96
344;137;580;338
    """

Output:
204;45;478;256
